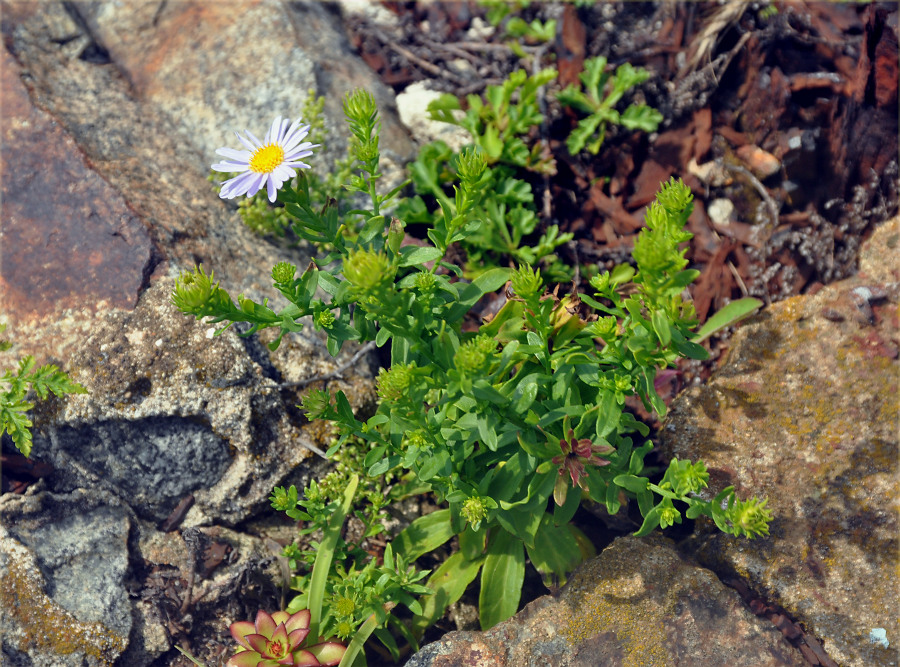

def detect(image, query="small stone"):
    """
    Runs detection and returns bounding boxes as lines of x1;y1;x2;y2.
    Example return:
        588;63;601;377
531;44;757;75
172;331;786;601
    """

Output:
466;17;495;40
395;82;471;152
736;144;782;178
707;198;736;226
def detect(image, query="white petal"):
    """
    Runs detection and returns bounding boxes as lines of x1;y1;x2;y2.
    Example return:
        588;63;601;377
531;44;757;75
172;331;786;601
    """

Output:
235;131;257;151
285;147;314;162
222;172;250;198
211;161;250;173
284;160;311;170
283;127;311;152
216;147;251;161
266;176;278;202
245;130;263;149
265;116;282;144
277;117;291;142
283;117;305;143
273;164;296;182
245;173;266;198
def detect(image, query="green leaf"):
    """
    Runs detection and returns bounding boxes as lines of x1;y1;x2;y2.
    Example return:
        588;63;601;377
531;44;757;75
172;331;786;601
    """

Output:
692;297;763;344
411;551;484;637
553;477;582;526
651;310;671;347
613;474;649;494
525;515;583;586
393;509;454;561
399;246;443;267
1;399;34;457
619;104;663;132
478;529;525;629
633;507;661;537
308;474;358;643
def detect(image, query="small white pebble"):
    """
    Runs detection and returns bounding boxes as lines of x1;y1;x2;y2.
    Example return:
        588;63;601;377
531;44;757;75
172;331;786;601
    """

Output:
708;198;735;226
155;338;163;347
205;328;216;339
869;628;889;648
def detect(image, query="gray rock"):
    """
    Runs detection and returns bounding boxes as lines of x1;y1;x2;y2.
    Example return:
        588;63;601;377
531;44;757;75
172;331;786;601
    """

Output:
0;1;391;663
659;216;900;666
404;535;805;667
0;488;131;666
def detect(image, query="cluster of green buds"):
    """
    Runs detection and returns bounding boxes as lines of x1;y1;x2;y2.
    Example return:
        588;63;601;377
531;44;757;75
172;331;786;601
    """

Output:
300;389;338;422
454;146;488;213
376;362;426;407
227;609;345;667
172;265;234;318
453;334;498;376
460;495;497;531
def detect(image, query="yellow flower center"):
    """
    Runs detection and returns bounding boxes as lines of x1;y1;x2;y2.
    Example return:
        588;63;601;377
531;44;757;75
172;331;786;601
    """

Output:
249;144;285;173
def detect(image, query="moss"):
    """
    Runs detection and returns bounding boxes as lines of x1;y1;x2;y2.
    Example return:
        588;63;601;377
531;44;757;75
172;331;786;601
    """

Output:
0;552;128;664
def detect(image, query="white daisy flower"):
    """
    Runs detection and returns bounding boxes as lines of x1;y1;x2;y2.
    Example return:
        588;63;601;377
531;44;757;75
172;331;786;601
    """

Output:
211;116;318;203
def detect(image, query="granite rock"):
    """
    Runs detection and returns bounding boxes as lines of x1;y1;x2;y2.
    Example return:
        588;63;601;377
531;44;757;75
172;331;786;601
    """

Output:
659;216;900;666
404;535;805;667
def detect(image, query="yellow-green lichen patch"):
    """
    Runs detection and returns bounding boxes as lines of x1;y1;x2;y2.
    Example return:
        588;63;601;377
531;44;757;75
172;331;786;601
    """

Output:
0;540;128;664
552;538;686;666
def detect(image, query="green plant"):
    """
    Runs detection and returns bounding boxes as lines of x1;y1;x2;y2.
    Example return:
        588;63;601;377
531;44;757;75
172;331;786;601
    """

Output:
558;56;663;155
0;324;87;457
174;89;770;647
399;69;571;280
271;472;431;663
226;609;346;667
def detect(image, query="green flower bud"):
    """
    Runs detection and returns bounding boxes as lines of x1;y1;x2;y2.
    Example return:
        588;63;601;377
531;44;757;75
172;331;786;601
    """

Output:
657;501;681;529
343;248;396;291
655;177;694;215
667;459;709;496
301;388;334;420
272;261;296;284
590;271;611;294
614;374;631;392
510;264;542;300
403;431;428;450
414;271;437;294
590;316;619;339
343;89;378;126
335;621;354;641
387;217;405;254
172;264;231;315
725;496;772;538
315;310;335;329
454;335;496;374
334;595;356;618
456;147;487;186
461;496;488;527
377;363;417;403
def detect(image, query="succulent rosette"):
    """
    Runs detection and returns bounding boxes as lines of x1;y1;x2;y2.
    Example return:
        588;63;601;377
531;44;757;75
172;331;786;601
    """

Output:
227;610;346;667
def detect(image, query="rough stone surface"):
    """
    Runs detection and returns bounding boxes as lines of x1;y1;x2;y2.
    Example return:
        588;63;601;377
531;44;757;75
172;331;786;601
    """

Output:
659;217;900;667
0;488;132;666
0;2;390;664
404;535;805;667
0;49;153;324
395;81;471;152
